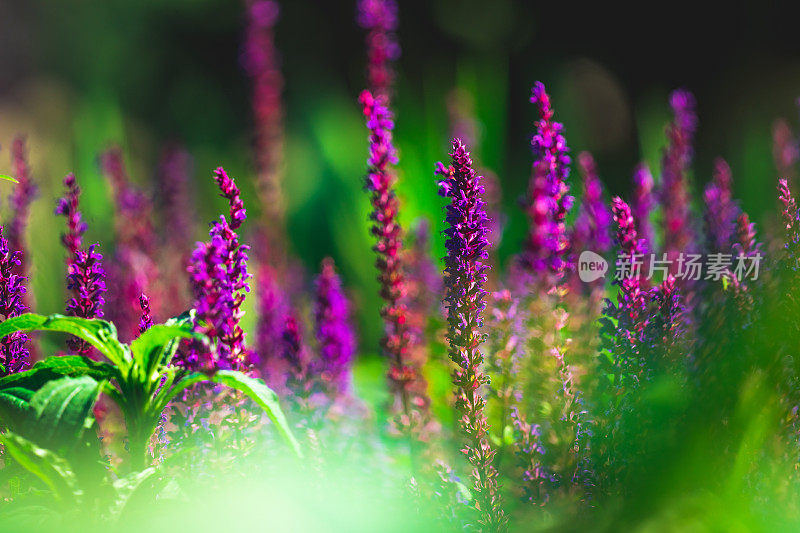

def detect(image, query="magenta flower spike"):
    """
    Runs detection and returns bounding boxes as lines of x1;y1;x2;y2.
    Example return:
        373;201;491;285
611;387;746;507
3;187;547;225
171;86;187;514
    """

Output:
360;89;421;425
55;174;88;260
313;257;357;396
357;0;400;99
519;82;573;282
0;226;29;377
182;168;251;372
703;158;740;254
572;152;612;255
56;174;106;355
773;119;799;181
437;139;506;530
8;136;38;280
631;163;656;253
242;0;286;246
660;89;698;266
779;178;800;263
138;293;153;335
255;263;290;385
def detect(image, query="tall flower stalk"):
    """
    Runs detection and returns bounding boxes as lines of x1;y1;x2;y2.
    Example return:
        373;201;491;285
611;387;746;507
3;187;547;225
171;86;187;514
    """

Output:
181;168;252;372
313;257;357;398
660;89;697;269
357;0;400;99
56;174;106;355
703;158;740;254
438;139;506;530
8;136;38;281
518;82;573;285
360;89;423;430
0;227;29;377
242;0;286;253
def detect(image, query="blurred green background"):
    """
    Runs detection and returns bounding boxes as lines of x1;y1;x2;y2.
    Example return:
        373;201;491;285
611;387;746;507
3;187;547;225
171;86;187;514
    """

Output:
1;0;800;358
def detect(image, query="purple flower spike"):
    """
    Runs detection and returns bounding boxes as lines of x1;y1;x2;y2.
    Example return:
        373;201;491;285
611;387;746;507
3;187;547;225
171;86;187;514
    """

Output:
313;257;357;395
779;178;800;264
55;174;88;259
572;152;612;255
242;0;286;246
660;89;698;267
357;0;400;98
360;89;422;427
255;264;290;385
213;167;246;230
8;136;38;280
438;139;506;530
138;293;153;335
773;119;799;181
631;163;656;253
703;158;740;254
183;168;251;372
65;244;107;355
519;82;573;282
0;227;29;377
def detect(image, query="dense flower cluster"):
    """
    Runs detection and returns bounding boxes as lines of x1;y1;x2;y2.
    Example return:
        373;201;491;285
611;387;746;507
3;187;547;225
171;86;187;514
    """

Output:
8;136;37;280
703;158;740;254
660;89;698;266
438;139;506;530
572;152;612;256
0;227;29;377
357;0;400;98
360;89;422;427
182;168;251;371
313;257;356;396
519;82;573;279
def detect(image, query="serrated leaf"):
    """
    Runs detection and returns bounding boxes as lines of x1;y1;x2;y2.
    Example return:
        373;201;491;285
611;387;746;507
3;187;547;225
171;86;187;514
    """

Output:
0;431;81;505
0;314;129;368
26;375;102;452
211;370;301;457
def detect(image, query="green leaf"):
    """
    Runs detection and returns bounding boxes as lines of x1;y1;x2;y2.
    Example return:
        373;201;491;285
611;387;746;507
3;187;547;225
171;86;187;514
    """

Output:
0;314;129;368
0;431;81;504
0;355;117;391
0;174;19;183
211;370;302;457
130;324;204;380
27;375;102;452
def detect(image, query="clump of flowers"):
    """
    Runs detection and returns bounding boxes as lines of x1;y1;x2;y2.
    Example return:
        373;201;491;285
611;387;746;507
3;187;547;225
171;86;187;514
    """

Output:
438;139;506;530
0;226;29;377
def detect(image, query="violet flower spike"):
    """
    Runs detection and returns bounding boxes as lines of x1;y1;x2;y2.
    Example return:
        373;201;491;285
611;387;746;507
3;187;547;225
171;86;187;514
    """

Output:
55;173;88;259
572;152;612;255
631;163;656;253
438;139;506;530
660;89;698;267
182;168;251;371
360;89;419;426
65;244;107;355
313;257;357;396
357;0;400;99
778;178;800;266
0;226;29;377
8;136;38;279
519;82;573;280
703;158;740;254
138;293;153;335
242;0;286;247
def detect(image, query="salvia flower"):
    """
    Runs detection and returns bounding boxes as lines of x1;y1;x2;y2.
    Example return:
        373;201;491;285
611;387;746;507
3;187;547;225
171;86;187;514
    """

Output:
138;293;153;335
631;163;656;253
438;139;506;530
242;0;286;247
360;89;421;426
779;178;800;269
572;152;612;255
660;89;698;266
357;0;400;98
519;82;573;280
55;173;88;259
182;168;251;372
8;136;38;280
313;257;357;396
773;119;799;182
703;158;740;254
0;227;29;377
255;263;290;386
